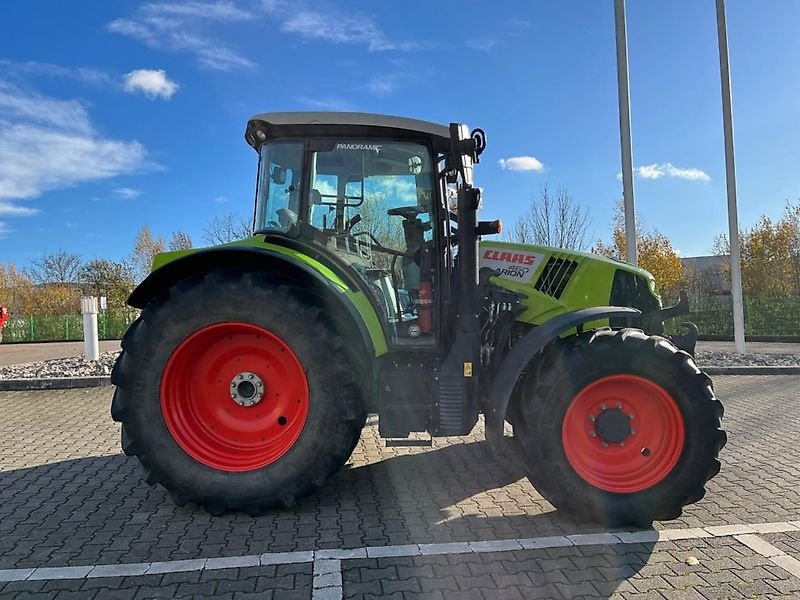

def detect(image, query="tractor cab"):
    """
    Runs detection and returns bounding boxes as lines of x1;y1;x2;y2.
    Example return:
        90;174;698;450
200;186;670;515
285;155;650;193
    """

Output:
246;113;456;348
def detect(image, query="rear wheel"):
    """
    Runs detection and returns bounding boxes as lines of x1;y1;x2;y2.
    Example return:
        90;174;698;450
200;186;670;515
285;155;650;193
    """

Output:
111;270;367;514
513;328;726;527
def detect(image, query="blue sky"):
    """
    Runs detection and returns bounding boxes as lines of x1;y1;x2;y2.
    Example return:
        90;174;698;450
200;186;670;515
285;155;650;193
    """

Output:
1;0;798;267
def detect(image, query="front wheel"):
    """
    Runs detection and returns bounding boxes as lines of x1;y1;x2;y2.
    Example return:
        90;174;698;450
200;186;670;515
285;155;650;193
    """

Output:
111;271;367;515
513;328;726;527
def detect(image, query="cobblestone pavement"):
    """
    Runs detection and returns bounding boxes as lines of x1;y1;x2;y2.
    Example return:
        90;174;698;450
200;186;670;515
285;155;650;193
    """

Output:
1;375;799;598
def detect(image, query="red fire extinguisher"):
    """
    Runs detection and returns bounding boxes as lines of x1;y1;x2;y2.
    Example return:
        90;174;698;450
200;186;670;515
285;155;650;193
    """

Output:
418;280;432;333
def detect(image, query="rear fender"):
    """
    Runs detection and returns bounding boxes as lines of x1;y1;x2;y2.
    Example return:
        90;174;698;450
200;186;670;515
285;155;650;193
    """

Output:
128;245;387;357
485;306;641;446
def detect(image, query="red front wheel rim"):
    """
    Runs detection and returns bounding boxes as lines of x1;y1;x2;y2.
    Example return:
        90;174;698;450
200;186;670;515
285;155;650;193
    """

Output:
160;322;309;472
562;375;685;493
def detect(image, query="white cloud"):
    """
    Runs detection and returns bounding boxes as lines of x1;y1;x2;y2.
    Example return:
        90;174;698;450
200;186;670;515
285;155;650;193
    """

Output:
0;202;39;216
143;1;253;21
467;38;499;52
109;2;256;71
634;163;710;182
113;187;142;199
0;59;116;87
123;69;180;99
297;96;356;111
0;81;149;204
366;74;404;97
498;156;544;172
265;2;419;52
214;195;229;203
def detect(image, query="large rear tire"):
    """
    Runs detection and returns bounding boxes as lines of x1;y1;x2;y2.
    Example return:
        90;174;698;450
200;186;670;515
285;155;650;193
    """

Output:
513;328;726;528
111;270;367;515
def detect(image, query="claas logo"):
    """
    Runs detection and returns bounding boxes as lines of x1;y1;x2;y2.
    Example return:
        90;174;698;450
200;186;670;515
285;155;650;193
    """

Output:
483;249;537;265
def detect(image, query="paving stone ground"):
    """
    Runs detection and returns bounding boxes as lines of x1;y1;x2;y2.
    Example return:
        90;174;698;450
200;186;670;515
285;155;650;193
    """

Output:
1;375;799;598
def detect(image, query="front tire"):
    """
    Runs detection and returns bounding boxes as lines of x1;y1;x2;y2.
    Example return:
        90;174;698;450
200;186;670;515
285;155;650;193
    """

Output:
111;270;367;514
513;328;726;527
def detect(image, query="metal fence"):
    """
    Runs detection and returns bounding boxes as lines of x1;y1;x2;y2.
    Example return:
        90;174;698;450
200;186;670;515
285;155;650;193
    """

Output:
1;295;798;343
665;294;800;338
0;312;138;343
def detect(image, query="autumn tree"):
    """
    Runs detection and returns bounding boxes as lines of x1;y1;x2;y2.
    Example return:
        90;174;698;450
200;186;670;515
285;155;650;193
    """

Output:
26;250;82;284
202;213;252;245
713;200;800;297
129;225;166;283
0;263;36;316
79;259;135;310
169;231;193;251
508;184;592;251
594;201;683;298
20;250;83;316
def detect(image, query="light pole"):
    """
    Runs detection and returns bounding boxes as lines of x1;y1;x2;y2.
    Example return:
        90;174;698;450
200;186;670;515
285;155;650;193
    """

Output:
715;0;746;353
614;0;638;266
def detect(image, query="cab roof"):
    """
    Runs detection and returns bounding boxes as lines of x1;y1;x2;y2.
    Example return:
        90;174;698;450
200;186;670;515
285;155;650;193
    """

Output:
246;111;452;151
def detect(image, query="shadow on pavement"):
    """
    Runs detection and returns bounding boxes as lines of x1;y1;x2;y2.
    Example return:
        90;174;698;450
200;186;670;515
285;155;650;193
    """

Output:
0;439;655;597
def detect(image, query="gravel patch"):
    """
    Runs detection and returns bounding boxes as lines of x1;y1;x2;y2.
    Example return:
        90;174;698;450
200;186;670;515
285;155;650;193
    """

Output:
1;348;799;380
696;351;800;367
0;351;118;380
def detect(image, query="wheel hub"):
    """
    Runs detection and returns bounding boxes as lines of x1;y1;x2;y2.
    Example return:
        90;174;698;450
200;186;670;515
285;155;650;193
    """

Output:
230;371;264;407
594;408;632;444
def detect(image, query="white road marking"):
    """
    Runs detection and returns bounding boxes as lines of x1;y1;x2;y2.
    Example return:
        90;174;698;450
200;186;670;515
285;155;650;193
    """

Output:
312;558;342;600
0;520;798;586
735;533;800;580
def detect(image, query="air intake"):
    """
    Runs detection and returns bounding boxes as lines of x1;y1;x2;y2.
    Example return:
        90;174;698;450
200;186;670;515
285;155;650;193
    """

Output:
534;256;579;299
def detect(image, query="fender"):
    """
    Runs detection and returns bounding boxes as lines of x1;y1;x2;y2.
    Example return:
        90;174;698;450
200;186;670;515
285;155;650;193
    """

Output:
485;306;641;446
128;245;384;357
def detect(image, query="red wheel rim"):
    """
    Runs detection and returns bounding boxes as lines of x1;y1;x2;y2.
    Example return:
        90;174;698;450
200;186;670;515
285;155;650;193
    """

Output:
562;375;685;493
160;322;309;472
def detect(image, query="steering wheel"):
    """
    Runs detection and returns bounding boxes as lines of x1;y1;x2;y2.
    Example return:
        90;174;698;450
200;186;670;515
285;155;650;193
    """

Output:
387;206;424;220
267;220;280;228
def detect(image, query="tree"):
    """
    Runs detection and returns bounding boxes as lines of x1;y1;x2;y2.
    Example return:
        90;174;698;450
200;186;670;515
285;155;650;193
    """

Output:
130;225;166;283
79;259;135;310
507;184;592;251
169;231;193;251
26;250;82;284
594;201;683;299
713;200;800;297
202;213;252;245
0;263;35;315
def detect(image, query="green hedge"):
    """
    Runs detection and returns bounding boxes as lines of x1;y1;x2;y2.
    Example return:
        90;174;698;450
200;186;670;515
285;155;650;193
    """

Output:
0;312;137;343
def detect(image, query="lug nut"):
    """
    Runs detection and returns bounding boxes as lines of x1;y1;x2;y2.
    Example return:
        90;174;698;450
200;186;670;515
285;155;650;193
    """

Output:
616;402;622;410
601;441;609;448
600;403;606;411
590;431;597;438
628;413;635;420
589;415;596;422
630;428;636;435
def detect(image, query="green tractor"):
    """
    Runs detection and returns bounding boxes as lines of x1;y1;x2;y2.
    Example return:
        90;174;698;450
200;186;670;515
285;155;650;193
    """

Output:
111;113;725;526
